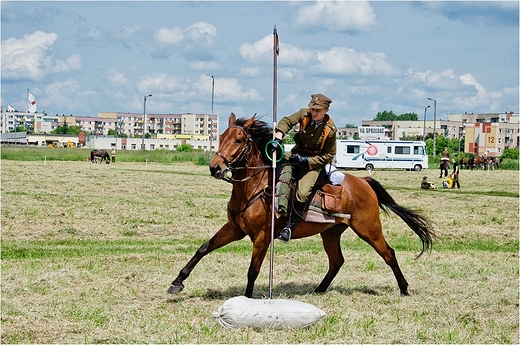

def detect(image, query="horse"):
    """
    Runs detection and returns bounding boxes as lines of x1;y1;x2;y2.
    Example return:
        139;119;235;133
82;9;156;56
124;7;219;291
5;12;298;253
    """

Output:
439;159;449;178
90;149;110;164
168;113;436;298
475;156;486;170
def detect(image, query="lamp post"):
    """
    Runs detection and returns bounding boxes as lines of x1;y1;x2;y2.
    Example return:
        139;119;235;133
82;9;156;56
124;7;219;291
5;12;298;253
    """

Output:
428;97;437;156
210;76;215;154
423;105;430;141
142;94;152;150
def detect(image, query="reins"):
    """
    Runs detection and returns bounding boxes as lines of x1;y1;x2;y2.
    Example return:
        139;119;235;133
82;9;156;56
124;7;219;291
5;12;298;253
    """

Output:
214;124;273;218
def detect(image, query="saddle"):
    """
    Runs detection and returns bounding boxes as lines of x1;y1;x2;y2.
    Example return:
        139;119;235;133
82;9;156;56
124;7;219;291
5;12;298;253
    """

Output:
275;165;350;223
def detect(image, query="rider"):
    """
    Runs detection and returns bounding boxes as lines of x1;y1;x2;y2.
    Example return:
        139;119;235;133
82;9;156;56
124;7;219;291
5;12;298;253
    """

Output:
269;93;337;242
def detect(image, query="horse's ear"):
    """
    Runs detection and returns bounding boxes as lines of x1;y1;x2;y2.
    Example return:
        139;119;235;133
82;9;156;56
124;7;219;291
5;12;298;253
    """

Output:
243;115;256;130
228;113;236;127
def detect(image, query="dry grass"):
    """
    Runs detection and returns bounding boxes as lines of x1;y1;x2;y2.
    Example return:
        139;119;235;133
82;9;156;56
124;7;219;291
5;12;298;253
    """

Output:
1;160;518;343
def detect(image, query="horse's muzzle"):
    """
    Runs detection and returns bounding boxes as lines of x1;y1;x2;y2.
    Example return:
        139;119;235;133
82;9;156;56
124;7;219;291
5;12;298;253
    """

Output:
209;163;223;179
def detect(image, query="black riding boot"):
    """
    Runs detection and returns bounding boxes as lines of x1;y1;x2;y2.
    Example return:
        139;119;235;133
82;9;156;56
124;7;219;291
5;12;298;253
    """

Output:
278;201;306;243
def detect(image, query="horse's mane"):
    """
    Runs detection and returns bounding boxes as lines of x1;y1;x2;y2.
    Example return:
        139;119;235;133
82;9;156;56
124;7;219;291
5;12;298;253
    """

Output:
235;117;273;164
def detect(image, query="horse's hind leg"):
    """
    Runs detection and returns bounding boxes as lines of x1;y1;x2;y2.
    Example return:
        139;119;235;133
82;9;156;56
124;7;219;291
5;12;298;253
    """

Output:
168;223;245;294
315;224;347;293
351;219;409;295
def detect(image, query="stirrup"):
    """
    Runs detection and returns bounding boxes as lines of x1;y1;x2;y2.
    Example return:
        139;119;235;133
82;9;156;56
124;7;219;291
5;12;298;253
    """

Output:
277;227;292;243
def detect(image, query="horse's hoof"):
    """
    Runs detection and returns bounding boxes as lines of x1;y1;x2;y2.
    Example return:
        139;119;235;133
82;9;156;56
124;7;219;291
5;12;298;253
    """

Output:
167;284;184;294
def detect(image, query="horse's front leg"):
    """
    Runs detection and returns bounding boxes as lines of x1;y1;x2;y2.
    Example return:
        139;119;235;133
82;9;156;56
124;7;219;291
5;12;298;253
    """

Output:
244;231;271;298
168;222;245;294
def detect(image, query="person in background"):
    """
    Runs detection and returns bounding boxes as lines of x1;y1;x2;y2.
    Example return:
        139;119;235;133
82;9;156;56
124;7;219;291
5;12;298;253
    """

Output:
450;158;460;189
421;176;436;189
111;148;116;163
268;93;337;243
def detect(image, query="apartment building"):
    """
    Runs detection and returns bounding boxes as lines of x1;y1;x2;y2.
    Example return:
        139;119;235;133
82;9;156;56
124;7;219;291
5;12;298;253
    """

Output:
359;112;519;156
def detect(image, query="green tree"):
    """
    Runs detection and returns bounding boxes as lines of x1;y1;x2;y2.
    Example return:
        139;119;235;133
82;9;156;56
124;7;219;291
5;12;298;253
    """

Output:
374;110;397;121
501;147;519;160
344;123;356;128
397;112;418;121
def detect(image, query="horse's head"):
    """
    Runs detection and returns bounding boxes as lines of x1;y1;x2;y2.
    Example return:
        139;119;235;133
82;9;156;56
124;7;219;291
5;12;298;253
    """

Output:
209;113;255;180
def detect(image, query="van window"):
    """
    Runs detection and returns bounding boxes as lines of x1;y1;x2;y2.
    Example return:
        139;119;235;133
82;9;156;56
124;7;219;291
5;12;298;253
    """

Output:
346;145;360;154
414;146;425;155
395;146;410;154
387;146;392;154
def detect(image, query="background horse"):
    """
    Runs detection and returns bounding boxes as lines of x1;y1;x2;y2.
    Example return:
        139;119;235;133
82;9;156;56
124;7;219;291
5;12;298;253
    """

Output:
90;149;110;164
168;114;436;298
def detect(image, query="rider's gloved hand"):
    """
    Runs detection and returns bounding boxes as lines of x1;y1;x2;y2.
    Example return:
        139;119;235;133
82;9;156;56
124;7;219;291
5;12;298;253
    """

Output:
266;138;283;154
289;154;308;169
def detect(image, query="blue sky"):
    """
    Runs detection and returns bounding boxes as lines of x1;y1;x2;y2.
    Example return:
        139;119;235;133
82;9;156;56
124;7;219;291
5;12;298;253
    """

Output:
1;1;518;131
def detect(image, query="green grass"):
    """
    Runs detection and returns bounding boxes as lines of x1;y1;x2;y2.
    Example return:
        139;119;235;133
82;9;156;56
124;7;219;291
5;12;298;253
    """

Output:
2;235;517;261
1;146;211;165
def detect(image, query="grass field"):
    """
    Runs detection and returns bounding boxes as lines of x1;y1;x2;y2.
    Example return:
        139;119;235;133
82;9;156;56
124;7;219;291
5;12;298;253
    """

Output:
1;158;518;343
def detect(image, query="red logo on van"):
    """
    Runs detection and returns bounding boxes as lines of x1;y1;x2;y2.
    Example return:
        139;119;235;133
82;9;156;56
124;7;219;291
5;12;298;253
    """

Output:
366;144;378;156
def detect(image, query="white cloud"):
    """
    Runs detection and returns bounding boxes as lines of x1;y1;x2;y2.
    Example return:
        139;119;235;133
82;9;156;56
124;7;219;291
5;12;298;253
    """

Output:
42;79;80;110
240;67;261;78
105;66;129;85
188;61;220;71
279;67;303;81
116;24;142;40
137;73;187;94
155;26;184;44
195;75;262;102
316;47;397;76
1;31;57;80
293;1;377;32
185;22;217;45
240;35;315;65
239;35;272;63
155;22;216;46
1;31;81;80
53;54;82;73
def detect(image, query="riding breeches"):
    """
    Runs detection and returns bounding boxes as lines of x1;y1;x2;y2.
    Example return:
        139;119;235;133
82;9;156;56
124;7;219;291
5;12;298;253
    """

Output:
293;167;321;203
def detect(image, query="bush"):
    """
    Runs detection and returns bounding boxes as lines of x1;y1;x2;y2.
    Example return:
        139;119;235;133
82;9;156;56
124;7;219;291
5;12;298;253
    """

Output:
501;147;519;160
499;159;519;170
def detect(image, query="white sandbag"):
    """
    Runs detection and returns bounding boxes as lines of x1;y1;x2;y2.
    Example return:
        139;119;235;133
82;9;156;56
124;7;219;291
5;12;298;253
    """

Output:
213;296;326;329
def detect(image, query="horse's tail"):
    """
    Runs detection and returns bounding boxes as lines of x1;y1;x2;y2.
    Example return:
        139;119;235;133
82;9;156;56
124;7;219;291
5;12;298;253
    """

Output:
363;176;437;258
90;150;94;161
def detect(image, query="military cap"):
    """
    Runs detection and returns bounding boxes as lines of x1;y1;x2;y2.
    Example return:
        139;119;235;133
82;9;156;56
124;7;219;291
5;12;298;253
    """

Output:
308;93;332;109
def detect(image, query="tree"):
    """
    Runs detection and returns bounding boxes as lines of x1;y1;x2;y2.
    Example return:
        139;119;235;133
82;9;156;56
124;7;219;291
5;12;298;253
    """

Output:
374;110;397;121
344;123;356;128
501;147;519;160
397;112;418;121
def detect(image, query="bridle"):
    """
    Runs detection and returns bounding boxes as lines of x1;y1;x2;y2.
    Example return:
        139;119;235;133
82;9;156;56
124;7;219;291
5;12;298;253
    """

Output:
214;125;270;184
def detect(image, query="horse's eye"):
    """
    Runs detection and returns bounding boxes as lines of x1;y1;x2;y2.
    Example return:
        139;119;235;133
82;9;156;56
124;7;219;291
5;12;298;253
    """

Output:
235;139;242;144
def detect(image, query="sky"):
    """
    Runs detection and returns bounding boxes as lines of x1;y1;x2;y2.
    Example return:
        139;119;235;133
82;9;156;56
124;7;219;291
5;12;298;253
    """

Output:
1;1;519;132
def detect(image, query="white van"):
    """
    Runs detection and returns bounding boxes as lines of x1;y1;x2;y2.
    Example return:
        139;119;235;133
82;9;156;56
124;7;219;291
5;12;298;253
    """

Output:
334;140;428;171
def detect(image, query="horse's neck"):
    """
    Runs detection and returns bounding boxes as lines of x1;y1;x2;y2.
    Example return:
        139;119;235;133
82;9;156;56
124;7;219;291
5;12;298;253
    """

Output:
231;153;269;201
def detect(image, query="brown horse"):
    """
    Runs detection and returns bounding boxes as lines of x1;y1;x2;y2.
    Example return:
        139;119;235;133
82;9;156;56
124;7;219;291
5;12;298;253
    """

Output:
90;149;110;164
168;114;436;298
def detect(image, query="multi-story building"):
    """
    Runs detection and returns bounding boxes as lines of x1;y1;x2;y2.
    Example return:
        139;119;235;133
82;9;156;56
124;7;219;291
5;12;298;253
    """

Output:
358;112;519;156
1;108;218;140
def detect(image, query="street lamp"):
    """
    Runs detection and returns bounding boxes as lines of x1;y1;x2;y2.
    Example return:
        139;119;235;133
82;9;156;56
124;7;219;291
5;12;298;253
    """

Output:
210;76;215;154
423;105;430;141
428;97;437;156
142;94;152;150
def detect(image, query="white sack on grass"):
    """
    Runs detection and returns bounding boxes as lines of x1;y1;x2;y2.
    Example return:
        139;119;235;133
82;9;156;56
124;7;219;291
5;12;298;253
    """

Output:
213;296;326;329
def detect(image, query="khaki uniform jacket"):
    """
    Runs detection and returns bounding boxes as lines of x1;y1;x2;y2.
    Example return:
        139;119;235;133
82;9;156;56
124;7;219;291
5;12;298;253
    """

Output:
276;108;337;170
